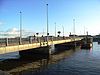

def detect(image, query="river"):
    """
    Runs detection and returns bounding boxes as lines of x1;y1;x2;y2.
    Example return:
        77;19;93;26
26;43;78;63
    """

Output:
0;42;100;75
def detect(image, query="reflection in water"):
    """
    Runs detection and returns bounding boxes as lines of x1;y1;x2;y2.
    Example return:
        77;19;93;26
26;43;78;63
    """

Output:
0;51;19;61
0;47;80;75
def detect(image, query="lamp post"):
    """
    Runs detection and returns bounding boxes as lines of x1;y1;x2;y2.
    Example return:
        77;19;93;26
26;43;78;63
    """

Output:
55;22;56;37
62;25;64;37
84;26;85;35
73;19;76;48
19;11;22;45
46;4;49;45
73;19;75;36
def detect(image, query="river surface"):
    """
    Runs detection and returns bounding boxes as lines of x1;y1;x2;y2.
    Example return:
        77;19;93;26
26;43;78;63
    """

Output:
0;42;100;75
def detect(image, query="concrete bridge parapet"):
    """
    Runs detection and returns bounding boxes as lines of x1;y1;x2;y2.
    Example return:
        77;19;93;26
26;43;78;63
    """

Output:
0;38;81;57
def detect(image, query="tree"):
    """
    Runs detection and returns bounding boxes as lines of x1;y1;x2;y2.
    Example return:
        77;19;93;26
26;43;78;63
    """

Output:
36;33;39;42
58;31;61;37
33;35;35;37
36;33;39;36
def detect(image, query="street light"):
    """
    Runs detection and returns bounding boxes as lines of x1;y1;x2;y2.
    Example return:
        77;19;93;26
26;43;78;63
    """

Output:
73;19;76;48
55;22;56;37
84;26;85;35
62;25;64;37
46;4;49;45
73;19;75;36
19;11;22;45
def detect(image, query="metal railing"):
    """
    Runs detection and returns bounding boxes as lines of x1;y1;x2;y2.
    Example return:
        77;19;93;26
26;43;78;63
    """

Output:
0;36;80;47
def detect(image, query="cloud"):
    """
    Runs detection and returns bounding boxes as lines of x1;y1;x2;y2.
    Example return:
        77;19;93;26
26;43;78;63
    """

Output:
5;28;35;38
0;27;47;38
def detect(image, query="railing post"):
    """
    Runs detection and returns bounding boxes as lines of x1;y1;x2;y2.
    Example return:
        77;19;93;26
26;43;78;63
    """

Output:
6;38;8;46
51;36;53;44
29;36;32;44
40;38;41;46
19;37;22;45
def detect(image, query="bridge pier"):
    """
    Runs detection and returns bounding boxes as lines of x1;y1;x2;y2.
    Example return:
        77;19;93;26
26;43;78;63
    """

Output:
55;42;73;51
19;46;51;59
55;41;81;51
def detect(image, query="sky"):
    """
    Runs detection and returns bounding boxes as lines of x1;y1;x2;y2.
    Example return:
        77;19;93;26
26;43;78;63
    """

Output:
0;0;100;36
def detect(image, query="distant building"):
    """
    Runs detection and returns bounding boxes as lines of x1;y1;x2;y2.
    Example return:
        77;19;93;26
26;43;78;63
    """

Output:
69;34;77;37
78;35;93;37
93;35;100;42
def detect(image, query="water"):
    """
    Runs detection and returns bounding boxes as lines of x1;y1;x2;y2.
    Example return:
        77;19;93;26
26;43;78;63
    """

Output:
0;52;19;61
1;42;100;75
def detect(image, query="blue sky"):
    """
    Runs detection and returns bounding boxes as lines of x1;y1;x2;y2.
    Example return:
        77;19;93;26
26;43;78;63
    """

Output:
0;0;100;36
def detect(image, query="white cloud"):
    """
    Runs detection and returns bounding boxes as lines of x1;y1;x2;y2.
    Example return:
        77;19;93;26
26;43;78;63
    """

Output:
0;27;47;38
5;28;35;38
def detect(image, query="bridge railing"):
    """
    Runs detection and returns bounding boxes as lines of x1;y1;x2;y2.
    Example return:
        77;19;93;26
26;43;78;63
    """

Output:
0;36;81;47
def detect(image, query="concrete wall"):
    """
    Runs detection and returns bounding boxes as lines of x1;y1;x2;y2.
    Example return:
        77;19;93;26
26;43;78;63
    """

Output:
55;40;81;51
19;46;50;59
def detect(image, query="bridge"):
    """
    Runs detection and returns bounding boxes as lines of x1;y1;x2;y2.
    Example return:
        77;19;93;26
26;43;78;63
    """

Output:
0;36;83;55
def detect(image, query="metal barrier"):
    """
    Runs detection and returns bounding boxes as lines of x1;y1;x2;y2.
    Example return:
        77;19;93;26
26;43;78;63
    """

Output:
0;36;81;47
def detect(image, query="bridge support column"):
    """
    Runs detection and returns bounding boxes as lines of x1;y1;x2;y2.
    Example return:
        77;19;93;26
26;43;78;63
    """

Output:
55;43;73;51
55;41;81;51
19;46;51;59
